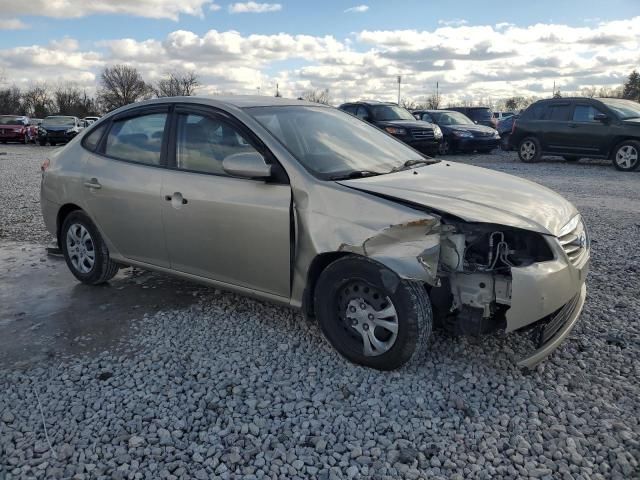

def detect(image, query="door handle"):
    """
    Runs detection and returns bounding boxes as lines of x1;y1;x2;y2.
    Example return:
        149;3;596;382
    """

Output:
84;178;101;189
165;192;188;206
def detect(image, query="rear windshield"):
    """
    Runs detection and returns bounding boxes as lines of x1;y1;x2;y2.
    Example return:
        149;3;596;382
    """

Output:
467;108;492;120
43;116;75;126
0;116;25;125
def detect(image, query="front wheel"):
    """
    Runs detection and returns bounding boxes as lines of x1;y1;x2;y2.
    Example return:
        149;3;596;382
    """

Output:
613;141;640;171
438;140;450;155
61;210;119;285
314;256;432;370
50;141;56;146
518;137;542;163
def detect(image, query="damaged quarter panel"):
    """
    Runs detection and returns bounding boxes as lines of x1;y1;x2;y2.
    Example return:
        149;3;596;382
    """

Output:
289;181;441;308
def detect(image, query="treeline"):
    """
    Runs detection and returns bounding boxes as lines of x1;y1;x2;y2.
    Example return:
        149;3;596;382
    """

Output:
0;65;200;118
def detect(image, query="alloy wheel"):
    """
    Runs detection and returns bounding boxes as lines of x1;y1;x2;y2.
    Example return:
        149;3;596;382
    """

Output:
615;145;638;170
66;223;96;273
438;140;450;155
337;280;399;356
520;140;536;161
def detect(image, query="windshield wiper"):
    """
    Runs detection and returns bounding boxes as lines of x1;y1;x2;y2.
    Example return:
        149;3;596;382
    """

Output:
389;158;440;173
328;170;384;180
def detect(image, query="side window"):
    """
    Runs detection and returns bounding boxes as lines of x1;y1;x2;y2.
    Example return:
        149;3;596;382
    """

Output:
421;113;434;123
342;105;356;115
175;113;258;175
544;104;571;121
82;123;108;151
104;113;167;165
573;105;603;122
356;106;369;119
523;103;545;120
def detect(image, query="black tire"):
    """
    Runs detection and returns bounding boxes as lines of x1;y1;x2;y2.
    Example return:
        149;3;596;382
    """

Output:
612;140;640;172
518;137;542;163
61;210;119;285
39;139;46;146
314;255;432;370
478;148;493;154
438;140;450;155
50;141;56;146
563;156;580;162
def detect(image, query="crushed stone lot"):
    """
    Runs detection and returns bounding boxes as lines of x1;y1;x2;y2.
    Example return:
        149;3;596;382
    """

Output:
1;143;639;479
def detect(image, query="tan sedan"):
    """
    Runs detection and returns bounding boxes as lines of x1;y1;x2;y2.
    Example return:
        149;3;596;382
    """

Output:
40;96;589;370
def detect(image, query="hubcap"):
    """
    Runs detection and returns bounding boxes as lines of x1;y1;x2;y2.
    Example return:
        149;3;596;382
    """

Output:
439;140;449;155
520;141;535;160
66;223;96;273
337;281;399;357
616;145;638;169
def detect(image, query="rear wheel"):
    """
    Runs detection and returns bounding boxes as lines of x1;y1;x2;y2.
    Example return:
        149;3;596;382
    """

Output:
612;141;640;171
438;140;450;155
563;156;580;162
518;137;542;163
61;210;119;285
39;139;46;146
314;255;432;370
50;141;57;146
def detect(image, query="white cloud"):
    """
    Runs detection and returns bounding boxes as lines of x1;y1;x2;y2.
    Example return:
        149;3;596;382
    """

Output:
209;3;221;11
1;17;639;105
0;0;212;21
228;2;282;13
438;19;468;27
0;18;29;30
345;5;369;13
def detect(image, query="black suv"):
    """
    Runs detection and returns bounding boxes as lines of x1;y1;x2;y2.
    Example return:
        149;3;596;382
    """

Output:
511;97;640;171
447;106;496;128
339;101;442;155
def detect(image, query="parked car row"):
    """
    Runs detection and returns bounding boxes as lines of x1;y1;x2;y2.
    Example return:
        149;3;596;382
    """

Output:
0;115;100;145
510;97;640;171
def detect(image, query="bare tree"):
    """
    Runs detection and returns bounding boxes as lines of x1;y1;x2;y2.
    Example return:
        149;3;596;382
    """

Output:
504;96;529;112
597;85;623;98
22;84;54;118
400;97;420;110
580;86;597;98
98;65;152;111
0;86;23;114
425;93;441;110
301;88;331;105
155;71;200;97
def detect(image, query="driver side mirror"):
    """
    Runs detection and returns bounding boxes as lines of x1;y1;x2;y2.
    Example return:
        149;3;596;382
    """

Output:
223;151;272;179
594;113;609;123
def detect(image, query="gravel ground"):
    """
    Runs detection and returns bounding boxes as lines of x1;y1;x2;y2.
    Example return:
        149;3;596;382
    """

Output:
1;144;639;479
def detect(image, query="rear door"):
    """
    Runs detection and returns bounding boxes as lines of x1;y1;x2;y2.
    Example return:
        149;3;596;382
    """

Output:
82;106;170;267
539;102;573;154
564;103;610;157
161;106;292;298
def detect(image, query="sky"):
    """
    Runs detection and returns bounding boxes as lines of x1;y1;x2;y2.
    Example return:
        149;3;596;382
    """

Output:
0;0;639;105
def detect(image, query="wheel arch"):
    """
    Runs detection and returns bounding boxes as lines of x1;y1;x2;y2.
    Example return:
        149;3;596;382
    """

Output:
56;203;84;245
608;136;640;159
301;251;353;319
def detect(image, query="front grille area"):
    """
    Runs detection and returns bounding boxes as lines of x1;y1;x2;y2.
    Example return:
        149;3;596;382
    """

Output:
411;129;435;139
473;131;495;138
558;216;588;266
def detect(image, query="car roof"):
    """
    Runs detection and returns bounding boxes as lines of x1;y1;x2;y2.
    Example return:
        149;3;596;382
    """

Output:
341;100;396;106
115;95;324;111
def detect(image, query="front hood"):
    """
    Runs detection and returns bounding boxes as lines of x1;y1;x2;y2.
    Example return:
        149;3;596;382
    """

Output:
338;162;577;236
375;119;434;129
42;125;73;132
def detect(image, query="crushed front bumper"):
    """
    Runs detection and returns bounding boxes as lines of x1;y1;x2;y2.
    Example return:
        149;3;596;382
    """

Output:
517;283;586;368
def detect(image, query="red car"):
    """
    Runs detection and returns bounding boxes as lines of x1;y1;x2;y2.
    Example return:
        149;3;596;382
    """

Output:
0;115;37;144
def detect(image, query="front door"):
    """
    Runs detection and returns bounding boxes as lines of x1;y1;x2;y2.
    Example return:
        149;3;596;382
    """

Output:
83;108;170;267
161;108;291;298
564;103;610;157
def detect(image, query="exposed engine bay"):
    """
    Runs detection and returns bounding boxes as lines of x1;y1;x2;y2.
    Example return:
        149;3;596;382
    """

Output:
431;220;554;335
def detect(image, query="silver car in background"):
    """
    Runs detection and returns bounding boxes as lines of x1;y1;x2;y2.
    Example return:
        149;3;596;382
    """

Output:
40;96;589;370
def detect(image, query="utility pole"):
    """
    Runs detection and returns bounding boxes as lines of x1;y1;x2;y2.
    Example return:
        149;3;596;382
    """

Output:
552;81;555;98
397;75;401;105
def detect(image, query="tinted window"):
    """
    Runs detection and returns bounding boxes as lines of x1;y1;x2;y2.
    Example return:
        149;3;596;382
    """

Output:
356;106;369;119
420;113;434;122
371;105;415;121
175;113;257;175
573;105;604;122
341;105;356;115
544;104;571;121
468;108;492;121
82;123;108;151
104;113;167;165
523;103;545;120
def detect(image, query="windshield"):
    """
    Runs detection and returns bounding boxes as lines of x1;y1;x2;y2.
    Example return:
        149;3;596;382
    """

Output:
371;105;416;121
601;99;640;119
43;116;75;126
0;116;25;125
468;108;492;120
431;111;474;126
247;106;426;179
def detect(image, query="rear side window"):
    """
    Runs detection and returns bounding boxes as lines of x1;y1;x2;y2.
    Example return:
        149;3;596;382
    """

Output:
341;105;356;115
573;105;604;122
544;104;571;121
356;106;369;119
104;113;167;165
420;113;434;122
82;123;107;151
522;103;545;120
469;109;492;121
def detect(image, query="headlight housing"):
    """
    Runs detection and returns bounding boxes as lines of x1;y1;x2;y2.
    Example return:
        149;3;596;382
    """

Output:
38;127;47;135
384;126;407;135
433;125;443;138
452;130;473;138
